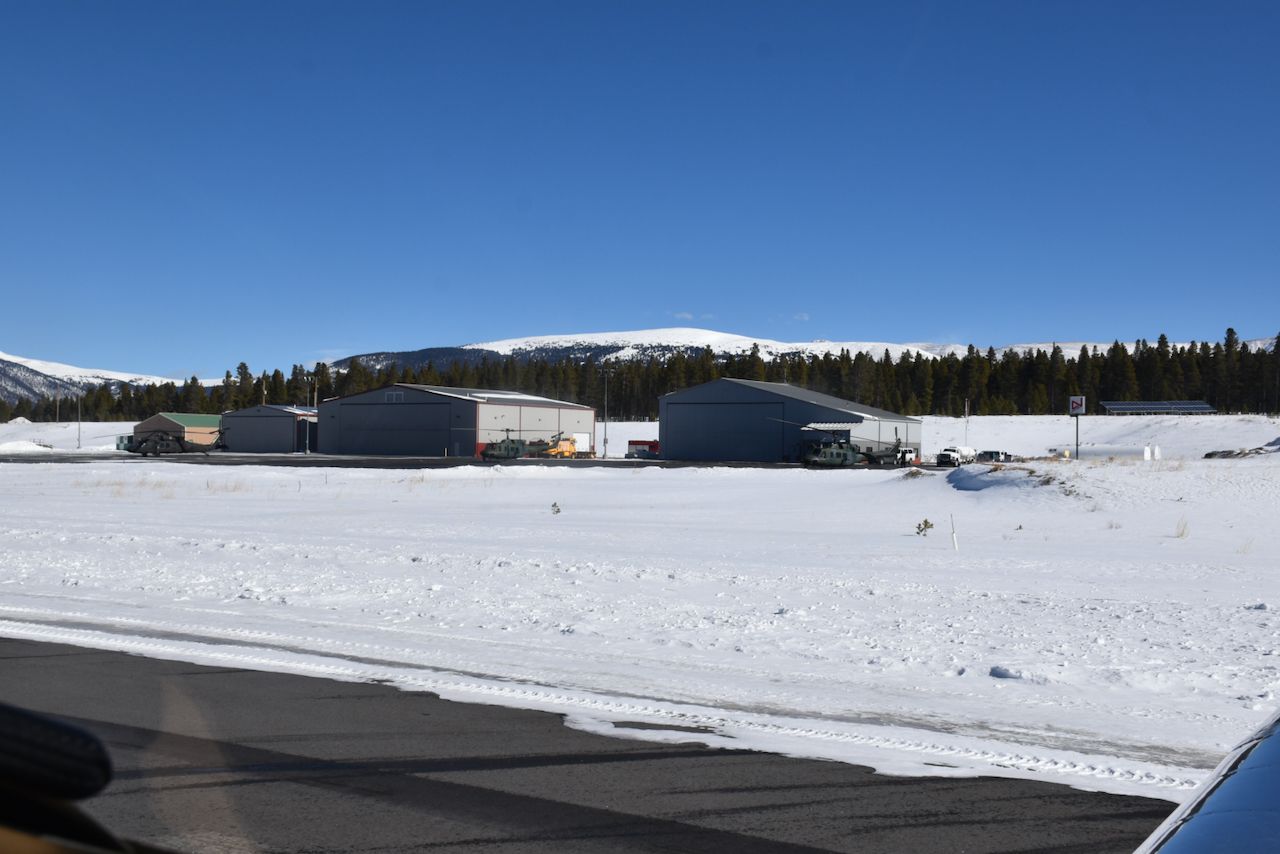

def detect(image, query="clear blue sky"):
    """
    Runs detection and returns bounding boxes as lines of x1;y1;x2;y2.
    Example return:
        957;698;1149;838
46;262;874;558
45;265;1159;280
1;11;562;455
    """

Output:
2;1;1277;379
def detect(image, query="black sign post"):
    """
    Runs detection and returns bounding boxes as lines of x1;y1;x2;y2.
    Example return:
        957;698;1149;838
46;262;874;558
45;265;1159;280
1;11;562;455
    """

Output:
1069;395;1085;460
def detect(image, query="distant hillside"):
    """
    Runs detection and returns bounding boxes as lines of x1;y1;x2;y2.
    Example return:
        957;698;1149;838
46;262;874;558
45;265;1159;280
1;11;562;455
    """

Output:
331;346;495;373
336;328;957;372
0;357;87;405
0;351;178;406
334;327;1276;372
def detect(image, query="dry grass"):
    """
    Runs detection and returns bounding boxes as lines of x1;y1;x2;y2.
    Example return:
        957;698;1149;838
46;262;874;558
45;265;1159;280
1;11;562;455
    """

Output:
204;479;249;493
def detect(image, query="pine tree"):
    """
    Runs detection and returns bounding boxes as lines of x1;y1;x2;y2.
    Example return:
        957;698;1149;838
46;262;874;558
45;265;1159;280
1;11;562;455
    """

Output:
313;362;335;401
235;363;254;409
267;369;288;405
1101;341;1140;401
1223;328;1241;412
181;377;205;412
336;358;375;397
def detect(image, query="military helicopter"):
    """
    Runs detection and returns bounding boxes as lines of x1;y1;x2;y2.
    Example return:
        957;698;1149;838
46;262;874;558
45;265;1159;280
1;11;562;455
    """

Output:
776;419;908;468
778;420;871;468
481;429;527;460
480;429;555;460
803;438;872;467
124;427;227;456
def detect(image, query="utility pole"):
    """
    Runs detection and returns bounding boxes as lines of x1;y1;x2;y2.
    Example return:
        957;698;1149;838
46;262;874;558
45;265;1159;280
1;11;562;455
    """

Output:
602;367;609;459
303;378;312;454
76;397;81;450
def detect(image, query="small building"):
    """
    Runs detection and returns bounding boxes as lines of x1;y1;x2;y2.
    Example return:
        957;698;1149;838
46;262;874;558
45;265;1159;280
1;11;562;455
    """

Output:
659;378;921;463
317;384;595;457
132;412;223;447
1100;400;1217;415
221;405;318;453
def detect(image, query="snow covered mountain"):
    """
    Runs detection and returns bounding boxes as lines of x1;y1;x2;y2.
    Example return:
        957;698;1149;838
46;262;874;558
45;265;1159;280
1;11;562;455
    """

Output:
339;327;1277;372
464;328;954;362
0;350;178;405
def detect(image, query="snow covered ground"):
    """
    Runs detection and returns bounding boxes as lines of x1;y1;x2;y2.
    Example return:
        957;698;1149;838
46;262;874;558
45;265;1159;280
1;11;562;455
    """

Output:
0;418;129;453
2;414;1279;803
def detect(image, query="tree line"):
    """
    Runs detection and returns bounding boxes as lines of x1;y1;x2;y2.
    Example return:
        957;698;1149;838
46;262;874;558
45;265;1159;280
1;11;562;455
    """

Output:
4;328;1278;424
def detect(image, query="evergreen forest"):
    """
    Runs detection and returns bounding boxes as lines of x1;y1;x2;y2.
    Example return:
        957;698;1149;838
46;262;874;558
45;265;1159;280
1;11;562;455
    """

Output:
4;329;1279;424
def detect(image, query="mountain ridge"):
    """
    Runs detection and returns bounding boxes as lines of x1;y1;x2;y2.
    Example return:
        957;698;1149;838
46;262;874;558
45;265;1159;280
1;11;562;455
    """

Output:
336;327;1277;372
0;350;180;406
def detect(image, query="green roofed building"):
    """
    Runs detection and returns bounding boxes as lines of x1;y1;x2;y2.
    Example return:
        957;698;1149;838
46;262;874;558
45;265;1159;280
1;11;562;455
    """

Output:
133;412;223;448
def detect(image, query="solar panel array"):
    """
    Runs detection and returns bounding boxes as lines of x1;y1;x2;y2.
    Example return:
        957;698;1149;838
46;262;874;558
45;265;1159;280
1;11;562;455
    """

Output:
1099;400;1217;415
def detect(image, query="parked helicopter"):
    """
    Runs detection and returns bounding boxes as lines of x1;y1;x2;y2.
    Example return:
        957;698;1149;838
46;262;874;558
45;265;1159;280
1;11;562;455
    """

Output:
803;438;872;467
124;428;226;456
779;419;912;468
479;429;555;460
480;429;528;460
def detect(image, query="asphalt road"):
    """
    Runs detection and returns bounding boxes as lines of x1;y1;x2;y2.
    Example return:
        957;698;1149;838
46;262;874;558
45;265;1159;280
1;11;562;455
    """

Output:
1;637;1171;853
0;451;954;472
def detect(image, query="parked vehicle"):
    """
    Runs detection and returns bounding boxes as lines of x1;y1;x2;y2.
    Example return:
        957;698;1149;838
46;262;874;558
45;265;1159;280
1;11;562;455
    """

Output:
936;446;977;466
625;440;661;459
542;432;578;459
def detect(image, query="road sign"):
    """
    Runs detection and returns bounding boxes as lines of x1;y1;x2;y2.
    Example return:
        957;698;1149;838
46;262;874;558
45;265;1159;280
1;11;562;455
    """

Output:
1069;395;1086;417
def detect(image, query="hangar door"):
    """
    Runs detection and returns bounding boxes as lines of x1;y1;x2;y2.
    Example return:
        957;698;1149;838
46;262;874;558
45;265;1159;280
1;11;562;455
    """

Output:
222;414;294;453
338;403;451;455
664;402;784;462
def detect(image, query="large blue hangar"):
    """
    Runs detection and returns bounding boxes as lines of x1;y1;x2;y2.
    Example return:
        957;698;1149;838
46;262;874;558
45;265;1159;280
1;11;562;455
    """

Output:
659;378;921;463
317;384;594;456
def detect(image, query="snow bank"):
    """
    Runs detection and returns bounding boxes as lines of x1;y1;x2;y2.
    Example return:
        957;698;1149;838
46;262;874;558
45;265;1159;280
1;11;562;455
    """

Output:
0;420;131;453
924;414;1280;460
0;441;54;453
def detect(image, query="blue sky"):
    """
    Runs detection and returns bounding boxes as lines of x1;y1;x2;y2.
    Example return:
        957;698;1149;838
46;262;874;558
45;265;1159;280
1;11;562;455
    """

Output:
2;1;1277;378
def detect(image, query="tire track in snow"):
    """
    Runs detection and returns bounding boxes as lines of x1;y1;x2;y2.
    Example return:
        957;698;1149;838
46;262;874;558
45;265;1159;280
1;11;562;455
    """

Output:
0;596;1228;768
0;595;1221;758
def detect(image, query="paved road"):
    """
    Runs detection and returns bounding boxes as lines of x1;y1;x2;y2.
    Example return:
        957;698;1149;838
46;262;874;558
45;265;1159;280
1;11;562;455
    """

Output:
0;451;814;470
1;638;1171;853
0;452;953;473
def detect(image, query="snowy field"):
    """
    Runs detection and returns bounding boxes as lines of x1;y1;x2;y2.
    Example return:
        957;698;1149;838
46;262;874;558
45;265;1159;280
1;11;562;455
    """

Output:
0;417;128;453
2;414;1279;803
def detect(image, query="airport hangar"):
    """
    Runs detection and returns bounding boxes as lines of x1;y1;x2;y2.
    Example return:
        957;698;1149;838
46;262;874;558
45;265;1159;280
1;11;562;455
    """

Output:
221;405;319;453
659;378;921;463
317;384;595;456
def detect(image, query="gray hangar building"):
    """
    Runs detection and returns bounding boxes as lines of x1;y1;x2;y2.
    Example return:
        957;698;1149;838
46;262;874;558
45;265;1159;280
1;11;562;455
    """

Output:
317;384;595;456
221;405;318;453
659;378;922;462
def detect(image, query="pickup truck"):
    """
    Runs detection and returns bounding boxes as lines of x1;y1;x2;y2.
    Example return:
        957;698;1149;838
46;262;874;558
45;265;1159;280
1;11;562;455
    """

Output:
936;446;977;466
